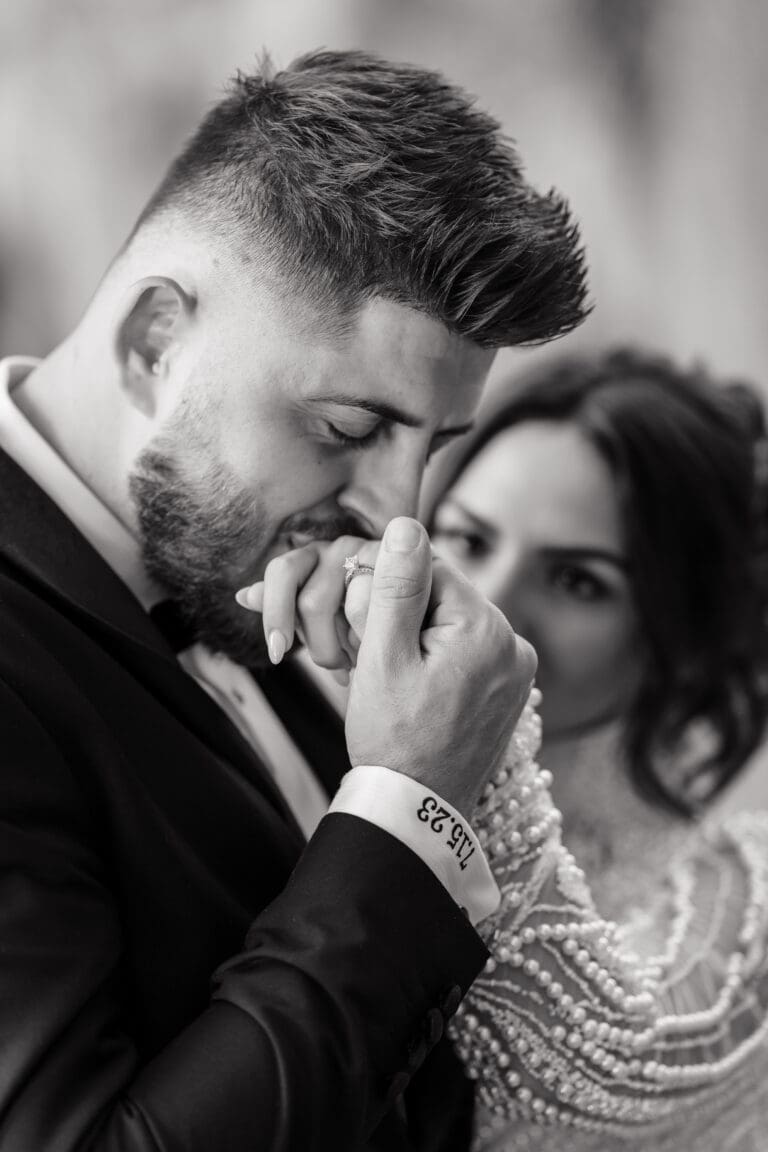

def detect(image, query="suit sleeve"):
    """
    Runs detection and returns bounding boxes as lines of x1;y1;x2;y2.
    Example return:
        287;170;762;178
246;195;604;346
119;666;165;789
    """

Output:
0;679;487;1152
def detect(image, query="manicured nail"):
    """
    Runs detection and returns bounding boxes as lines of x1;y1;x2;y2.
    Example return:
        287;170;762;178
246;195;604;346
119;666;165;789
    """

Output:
268;629;287;665
236;585;263;610
331;669;350;688
384;517;423;552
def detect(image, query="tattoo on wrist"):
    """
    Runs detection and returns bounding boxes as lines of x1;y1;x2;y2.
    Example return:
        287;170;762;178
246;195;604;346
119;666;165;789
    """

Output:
416;795;476;871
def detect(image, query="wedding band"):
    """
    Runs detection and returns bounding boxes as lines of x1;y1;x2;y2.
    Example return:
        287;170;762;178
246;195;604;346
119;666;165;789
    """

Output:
343;555;375;587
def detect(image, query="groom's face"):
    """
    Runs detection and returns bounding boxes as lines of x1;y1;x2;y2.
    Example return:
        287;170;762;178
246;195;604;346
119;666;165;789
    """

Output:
129;290;492;663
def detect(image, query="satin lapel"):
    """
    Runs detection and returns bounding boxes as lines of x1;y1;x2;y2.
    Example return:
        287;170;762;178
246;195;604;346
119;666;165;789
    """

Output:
0;448;173;660
0;448;304;842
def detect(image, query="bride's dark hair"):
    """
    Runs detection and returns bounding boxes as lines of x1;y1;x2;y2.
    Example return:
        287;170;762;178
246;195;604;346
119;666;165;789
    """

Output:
428;347;768;814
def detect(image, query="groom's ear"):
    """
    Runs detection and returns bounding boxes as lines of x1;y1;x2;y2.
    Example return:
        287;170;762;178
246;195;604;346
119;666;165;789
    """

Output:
115;277;196;418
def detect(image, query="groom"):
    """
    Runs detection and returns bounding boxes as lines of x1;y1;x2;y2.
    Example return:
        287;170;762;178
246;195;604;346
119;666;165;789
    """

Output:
0;50;587;1151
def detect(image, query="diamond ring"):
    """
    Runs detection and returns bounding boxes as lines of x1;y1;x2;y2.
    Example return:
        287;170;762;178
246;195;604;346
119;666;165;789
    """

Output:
343;555;376;587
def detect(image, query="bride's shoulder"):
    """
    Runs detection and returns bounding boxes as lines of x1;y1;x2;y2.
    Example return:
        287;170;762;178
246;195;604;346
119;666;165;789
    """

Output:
653;805;768;1006
690;803;768;862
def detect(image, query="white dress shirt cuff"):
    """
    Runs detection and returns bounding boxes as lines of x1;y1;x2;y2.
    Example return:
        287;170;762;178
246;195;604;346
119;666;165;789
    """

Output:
328;764;500;925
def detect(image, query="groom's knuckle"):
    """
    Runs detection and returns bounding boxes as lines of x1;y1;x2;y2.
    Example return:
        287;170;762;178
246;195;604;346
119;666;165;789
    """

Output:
515;636;538;680
374;573;422;601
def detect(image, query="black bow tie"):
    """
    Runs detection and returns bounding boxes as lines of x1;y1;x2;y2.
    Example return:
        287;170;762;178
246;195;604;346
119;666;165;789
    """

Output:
149;600;199;654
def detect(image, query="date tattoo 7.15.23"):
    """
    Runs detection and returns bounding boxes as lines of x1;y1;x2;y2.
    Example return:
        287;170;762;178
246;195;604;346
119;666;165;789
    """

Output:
416;795;476;871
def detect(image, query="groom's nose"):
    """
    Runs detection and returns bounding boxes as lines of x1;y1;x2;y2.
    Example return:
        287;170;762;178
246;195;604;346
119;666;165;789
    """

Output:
337;443;424;538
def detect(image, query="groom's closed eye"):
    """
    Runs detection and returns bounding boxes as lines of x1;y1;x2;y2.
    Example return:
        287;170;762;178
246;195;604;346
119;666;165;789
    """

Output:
322;414;384;449
308;393;474;458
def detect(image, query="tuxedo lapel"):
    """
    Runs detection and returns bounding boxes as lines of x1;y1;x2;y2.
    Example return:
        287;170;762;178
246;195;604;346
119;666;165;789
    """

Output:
0;447;174;662
0;448;304;841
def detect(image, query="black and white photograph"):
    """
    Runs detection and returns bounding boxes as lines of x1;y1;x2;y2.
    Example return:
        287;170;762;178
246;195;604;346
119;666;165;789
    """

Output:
2;2;768;1149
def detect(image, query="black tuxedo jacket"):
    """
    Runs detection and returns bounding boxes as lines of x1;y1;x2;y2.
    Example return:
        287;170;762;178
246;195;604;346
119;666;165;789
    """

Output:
0;448;486;1151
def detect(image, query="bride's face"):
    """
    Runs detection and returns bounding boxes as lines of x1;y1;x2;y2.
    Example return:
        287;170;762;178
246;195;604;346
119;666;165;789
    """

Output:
432;420;641;739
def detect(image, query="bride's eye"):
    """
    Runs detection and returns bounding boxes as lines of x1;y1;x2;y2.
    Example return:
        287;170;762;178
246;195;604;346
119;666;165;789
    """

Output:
549;563;609;603
433;526;489;561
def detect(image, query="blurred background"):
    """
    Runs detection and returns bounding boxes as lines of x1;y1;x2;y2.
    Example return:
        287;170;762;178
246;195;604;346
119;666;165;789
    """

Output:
2;0;768;802
2;0;768;386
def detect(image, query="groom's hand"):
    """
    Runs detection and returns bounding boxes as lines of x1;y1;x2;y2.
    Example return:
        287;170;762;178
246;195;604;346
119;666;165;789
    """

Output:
345;517;536;818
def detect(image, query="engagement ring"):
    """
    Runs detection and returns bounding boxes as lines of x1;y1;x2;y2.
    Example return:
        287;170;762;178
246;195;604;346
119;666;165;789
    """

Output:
343;555;375;587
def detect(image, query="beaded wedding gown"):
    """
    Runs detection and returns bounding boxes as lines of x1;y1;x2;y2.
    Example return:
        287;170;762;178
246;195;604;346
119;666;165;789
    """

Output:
452;694;768;1151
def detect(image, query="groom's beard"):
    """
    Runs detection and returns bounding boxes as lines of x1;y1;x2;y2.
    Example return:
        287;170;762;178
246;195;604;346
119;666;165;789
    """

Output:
130;444;368;668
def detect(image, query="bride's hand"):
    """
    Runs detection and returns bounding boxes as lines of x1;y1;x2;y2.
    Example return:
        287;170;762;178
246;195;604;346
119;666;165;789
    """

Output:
235;536;380;672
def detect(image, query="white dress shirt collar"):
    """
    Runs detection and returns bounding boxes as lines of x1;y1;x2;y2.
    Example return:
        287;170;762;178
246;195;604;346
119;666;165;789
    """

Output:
0;356;160;610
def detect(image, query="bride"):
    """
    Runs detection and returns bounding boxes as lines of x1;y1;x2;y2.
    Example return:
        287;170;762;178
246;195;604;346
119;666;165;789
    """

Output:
427;348;768;1150
239;346;768;1149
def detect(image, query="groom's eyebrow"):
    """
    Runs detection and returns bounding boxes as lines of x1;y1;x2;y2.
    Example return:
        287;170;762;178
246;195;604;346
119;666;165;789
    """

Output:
310;393;475;438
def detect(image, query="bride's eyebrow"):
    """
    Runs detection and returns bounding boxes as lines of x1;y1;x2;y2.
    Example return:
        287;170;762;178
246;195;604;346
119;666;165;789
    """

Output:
440;498;496;538
540;545;629;572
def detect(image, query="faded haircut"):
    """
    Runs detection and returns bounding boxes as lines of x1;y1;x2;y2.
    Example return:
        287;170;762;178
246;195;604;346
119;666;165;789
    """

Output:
136;49;590;347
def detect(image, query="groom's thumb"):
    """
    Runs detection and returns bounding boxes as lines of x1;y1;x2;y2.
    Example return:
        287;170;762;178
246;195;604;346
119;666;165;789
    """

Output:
362;517;432;664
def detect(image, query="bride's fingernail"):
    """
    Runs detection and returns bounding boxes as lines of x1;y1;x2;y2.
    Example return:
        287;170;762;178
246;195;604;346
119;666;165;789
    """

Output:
236;584;265;611
268;629;287;665
331;668;350;687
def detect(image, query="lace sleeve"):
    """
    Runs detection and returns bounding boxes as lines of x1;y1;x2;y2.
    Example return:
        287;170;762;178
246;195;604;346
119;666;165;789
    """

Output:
451;694;768;1147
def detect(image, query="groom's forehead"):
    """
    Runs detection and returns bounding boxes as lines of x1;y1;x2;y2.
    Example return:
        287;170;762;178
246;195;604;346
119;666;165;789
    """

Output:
210;286;492;430
351;297;495;380
287;298;493;417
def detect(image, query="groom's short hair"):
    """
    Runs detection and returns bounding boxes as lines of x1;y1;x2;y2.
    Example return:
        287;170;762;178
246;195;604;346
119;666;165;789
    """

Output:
135;49;589;348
